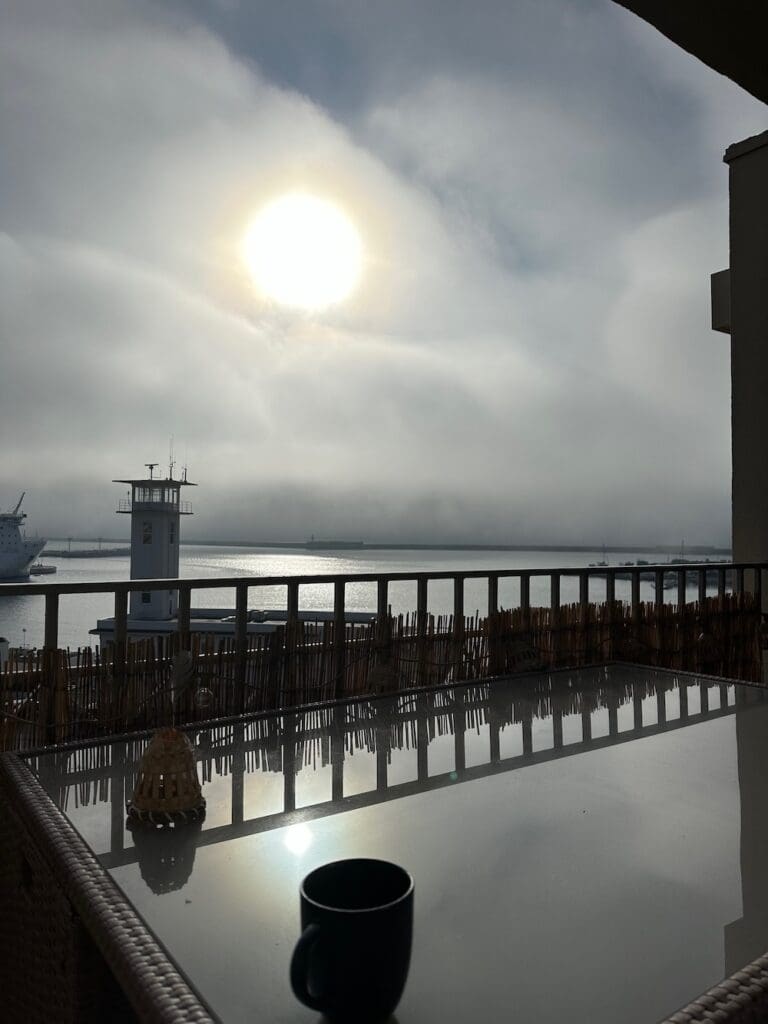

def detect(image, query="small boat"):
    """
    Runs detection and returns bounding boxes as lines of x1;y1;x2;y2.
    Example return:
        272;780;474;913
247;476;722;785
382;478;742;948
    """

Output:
29;562;57;575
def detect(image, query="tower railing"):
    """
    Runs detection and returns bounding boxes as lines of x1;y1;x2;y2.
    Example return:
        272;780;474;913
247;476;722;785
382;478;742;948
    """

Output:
116;499;193;513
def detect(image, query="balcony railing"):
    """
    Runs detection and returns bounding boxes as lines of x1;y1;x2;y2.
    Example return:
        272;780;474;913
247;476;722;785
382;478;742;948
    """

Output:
0;561;765;749
0;560;764;655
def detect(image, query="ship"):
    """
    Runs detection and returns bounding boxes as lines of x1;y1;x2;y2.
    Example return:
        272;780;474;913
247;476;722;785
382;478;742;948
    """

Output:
0;494;46;580
304;538;365;550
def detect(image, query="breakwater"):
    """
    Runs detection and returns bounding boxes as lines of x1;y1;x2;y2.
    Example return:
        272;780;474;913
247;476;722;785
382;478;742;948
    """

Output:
42;548;130;558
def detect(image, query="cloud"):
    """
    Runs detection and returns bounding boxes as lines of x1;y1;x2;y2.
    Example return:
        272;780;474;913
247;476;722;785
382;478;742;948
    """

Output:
1;0;764;545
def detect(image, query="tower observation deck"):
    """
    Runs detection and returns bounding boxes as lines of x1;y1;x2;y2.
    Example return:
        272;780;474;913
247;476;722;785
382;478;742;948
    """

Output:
115;464;196;621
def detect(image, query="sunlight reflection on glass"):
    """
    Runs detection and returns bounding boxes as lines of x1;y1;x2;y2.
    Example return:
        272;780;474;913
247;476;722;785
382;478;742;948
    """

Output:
283;823;314;856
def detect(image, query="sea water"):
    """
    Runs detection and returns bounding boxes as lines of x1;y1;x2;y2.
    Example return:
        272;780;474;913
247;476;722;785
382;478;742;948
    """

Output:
0;543;727;651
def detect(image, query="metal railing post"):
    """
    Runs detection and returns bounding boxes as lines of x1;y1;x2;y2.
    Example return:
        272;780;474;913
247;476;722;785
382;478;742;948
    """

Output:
520;573;531;624
416;577;428;633
550;573;560;666
234;583;248;712
698;569;707;606
377;577;388;626
677;570;686;609
631;571;641;656
416;576;429;688
605;571;615;605
284;580;299;705
43;590;60;744
579;572;589;660
113;589;128;692
177;585;191;643
375;576;391;681
631;571;641;612
487;574;499;616
453;576;464;630
453;576;465;679
604;569;616;660
334;579;346;698
579;572;589;611
44;591;59;651
287;581;299;625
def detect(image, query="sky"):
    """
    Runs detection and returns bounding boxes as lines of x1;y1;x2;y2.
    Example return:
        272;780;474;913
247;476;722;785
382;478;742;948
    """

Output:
2;0;766;546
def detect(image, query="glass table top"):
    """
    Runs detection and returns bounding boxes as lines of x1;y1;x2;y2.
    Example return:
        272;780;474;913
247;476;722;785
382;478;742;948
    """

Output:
29;665;768;1023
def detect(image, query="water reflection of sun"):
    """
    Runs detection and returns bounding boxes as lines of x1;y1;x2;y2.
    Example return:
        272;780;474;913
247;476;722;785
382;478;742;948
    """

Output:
243;193;362;310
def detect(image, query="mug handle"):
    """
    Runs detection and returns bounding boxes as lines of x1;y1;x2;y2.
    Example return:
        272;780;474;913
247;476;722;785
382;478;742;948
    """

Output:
290;922;326;1011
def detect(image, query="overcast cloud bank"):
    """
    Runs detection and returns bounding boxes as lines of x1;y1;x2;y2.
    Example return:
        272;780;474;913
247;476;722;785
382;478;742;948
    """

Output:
2;0;765;545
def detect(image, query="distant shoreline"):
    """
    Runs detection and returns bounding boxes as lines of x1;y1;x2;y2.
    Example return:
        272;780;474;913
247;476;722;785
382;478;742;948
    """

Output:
196;541;733;555
53;538;731;555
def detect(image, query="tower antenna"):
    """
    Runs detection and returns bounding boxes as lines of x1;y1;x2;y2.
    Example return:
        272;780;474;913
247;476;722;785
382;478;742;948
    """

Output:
169;436;175;480
145;463;158;480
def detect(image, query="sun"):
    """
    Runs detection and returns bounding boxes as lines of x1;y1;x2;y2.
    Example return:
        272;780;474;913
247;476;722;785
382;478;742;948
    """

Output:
243;193;363;310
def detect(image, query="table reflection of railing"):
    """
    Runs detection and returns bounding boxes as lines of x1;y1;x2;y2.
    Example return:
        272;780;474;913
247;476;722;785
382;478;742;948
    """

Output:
27;667;759;872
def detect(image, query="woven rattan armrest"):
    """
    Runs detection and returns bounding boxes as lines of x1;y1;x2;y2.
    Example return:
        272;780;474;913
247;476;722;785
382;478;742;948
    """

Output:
660;957;768;1024
0;752;219;1024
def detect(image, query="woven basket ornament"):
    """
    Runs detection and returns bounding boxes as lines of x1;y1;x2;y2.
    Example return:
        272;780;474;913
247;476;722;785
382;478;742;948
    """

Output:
127;727;206;824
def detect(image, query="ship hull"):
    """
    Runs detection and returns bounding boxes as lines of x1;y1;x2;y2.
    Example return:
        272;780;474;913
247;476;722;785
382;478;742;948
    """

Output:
0;539;46;579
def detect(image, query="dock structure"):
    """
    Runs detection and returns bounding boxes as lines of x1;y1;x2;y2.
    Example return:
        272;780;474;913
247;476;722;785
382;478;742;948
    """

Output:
43;548;130;558
92;606;375;644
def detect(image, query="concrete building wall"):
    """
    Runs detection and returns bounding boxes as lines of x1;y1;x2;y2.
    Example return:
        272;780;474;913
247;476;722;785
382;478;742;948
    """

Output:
128;504;181;620
727;130;768;564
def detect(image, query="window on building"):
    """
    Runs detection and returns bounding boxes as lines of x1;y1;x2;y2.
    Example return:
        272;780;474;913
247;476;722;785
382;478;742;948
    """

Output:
169;522;176;544
141;592;151;604
143;521;152;544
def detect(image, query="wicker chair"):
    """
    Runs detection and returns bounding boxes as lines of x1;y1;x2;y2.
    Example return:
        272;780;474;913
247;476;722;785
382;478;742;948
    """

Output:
0;753;217;1024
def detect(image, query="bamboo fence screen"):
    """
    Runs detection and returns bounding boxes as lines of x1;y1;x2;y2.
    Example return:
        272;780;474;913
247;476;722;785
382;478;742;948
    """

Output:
0;592;761;751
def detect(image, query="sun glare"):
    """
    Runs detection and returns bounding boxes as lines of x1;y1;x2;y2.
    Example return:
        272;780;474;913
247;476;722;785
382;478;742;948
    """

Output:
243;193;362;310
283;823;313;856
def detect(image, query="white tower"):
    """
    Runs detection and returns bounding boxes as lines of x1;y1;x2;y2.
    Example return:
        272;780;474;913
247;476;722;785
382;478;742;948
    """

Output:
115;463;195;621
